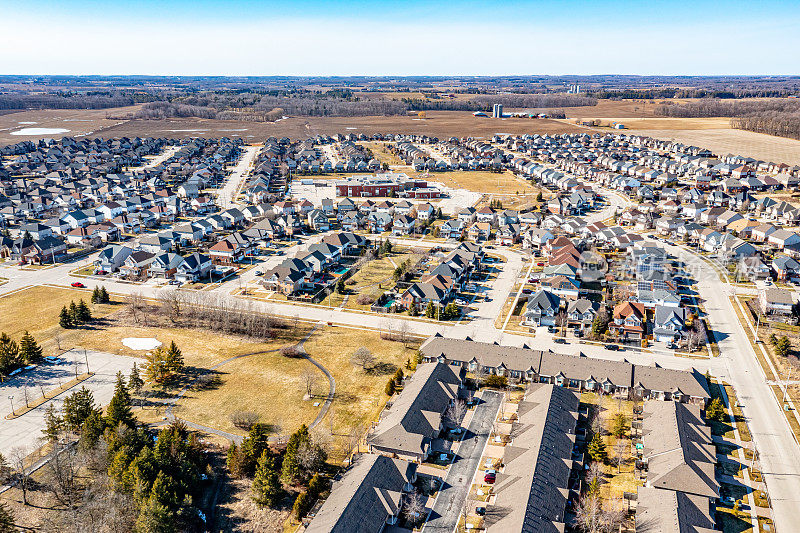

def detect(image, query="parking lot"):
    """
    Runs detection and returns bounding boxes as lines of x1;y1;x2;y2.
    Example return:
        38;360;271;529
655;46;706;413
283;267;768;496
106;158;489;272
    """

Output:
0;349;138;458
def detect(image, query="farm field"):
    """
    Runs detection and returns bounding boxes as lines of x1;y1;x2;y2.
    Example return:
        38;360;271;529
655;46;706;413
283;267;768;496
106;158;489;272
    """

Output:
0;110;584;147
0;105;142;146
631;127;800;166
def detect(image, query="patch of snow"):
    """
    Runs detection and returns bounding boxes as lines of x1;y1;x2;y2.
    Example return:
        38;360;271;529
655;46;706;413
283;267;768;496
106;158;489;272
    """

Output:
18;121;37;125
10;127;70;136
219;128;248;131
122;337;162;351
167;129;209;132
346;127;357;130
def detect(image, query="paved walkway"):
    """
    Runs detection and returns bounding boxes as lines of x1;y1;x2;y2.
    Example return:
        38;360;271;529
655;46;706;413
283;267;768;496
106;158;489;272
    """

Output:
423;390;502;533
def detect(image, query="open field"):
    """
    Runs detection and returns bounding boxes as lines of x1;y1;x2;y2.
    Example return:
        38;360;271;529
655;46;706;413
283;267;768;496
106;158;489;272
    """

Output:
0;105;142;145
579;117;733;130
629;128;800;166
302;327;420;455
417;170;539;195
0;110;583;146
0;286;119;352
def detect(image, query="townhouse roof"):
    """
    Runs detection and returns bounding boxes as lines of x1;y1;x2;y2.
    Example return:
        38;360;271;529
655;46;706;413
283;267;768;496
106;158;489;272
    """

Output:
305;453;417;533
486;384;578;533
369;362;461;456
642;401;719;498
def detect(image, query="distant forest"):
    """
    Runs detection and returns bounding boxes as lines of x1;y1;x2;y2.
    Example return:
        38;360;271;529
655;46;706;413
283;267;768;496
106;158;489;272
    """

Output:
656;99;800;140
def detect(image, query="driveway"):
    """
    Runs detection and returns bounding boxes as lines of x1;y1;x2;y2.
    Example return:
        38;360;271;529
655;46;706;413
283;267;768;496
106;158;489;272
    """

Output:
423;390;502;533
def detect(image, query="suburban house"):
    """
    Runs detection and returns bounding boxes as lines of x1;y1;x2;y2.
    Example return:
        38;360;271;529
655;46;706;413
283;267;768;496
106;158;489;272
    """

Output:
522;290;561;326
304;454;418;533
759;288;794;316
609;301;647;340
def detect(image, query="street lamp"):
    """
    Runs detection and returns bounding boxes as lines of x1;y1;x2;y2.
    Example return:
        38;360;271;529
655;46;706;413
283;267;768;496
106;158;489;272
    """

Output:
8;396;14;416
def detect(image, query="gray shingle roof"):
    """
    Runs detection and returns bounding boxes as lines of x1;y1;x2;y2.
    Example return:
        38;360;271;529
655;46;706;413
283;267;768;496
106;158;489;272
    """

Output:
486;384;577;533
642;402;719;498
306;453;416;533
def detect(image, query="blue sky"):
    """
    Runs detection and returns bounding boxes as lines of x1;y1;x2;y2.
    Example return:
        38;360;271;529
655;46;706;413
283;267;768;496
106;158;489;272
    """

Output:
0;0;798;75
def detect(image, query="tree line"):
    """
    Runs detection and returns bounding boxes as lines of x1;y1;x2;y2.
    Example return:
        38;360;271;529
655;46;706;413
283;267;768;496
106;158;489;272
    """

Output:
655;98;800;140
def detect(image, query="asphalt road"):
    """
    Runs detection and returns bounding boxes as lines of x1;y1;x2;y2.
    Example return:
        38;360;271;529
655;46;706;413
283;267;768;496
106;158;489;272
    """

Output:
423;390;502;533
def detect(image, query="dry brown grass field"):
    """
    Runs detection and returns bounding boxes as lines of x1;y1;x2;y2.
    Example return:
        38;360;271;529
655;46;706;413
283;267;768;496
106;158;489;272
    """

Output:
632;127;800;165
0;110;583;146
0;105;142;146
416;170;539;195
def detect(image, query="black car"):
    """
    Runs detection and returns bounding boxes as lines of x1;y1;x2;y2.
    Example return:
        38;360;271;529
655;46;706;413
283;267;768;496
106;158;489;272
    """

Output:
605;344;620;351
475;506;486;516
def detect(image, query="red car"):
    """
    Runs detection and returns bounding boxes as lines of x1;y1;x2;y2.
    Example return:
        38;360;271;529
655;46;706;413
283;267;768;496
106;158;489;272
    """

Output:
484;470;496;484
71;282;85;288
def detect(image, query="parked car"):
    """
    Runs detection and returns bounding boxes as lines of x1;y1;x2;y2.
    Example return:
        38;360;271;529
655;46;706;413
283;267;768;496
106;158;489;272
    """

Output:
605;344;620;351
254;270;264;276
554;337;567;344
484;470;496;484
71;282;85;288
475;507;486;516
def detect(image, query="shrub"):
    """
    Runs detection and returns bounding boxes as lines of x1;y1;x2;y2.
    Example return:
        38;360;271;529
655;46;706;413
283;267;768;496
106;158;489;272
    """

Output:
280;345;303;358
231;411;260;430
484;375;508;388
356;294;376;306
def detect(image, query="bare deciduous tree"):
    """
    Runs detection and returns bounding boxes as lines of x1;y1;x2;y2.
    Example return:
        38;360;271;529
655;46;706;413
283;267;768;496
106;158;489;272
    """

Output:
157;289;183;323
575;494;626;533
10;446;31;505
351;347;374;370
302;370;318;398
445;400;468;429
126;292;146;326
403;491;426;522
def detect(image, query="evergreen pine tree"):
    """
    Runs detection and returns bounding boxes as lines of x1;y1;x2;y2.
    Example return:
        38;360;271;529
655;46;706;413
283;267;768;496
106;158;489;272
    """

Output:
129;363;144;396
385;378;396;396
76;299;92;323
307;473;326;499
63;387;100;432
706;398;725;422
588;433;608;464
19;331;43;364
100;286;110;303
293;491;310;520
43;404;63;443
91;286;101;304
106;371;135;429
0;333;20;375
69;301;80;325
0;502;14;533
59;306;73;329
281;424;310;483
226;442;246;479
252;451;282;507
135;473;174;533
79;410;106;449
164;341;184;375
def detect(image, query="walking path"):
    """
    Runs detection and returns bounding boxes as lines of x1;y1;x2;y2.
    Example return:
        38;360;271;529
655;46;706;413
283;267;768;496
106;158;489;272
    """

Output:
164;324;334;443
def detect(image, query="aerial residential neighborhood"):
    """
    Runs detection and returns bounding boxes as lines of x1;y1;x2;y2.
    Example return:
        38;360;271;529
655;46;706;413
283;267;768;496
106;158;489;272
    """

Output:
0;1;798;532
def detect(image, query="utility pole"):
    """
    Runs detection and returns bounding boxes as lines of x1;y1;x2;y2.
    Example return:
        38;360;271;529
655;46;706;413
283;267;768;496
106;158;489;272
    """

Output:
84;349;89;374
8;396;14;416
